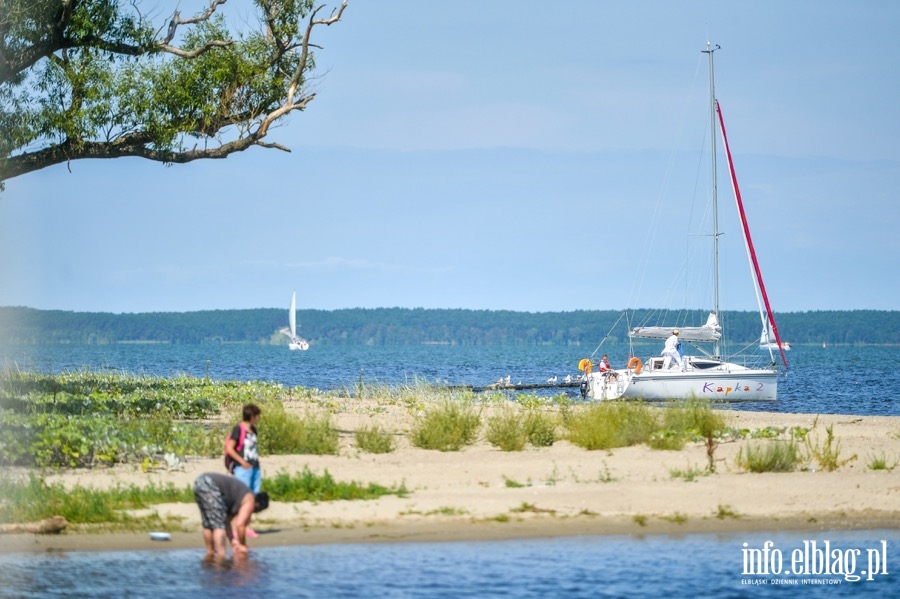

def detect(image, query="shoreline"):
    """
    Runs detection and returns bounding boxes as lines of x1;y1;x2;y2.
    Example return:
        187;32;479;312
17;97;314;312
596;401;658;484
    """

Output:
3;408;899;555
3;511;899;555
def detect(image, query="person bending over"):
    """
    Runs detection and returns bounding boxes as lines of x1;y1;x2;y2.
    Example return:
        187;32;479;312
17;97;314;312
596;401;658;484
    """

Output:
193;472;269;559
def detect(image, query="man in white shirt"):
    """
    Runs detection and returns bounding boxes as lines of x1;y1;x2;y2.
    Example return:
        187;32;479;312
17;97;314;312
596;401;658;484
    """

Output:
662;330;684;370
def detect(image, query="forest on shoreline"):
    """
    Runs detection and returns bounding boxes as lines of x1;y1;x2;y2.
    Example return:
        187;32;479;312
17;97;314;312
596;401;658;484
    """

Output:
0;306;896;347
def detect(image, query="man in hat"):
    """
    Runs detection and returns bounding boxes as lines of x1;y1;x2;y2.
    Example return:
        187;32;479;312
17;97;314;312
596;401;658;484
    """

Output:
193;472;269;559
662;329;684;370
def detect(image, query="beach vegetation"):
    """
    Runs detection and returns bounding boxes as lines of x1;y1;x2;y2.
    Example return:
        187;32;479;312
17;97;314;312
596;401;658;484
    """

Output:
805;424;856;471
649;430;686;450
263;467;408;502
410;399;481;451
661;512;688;525
544;463;562;486
485;407;528;451
715;504;741;520
662;399;727;472
254;403;339;456
510;502;555;515
564;401;658;450
633;514;648;527
503;476;528;488
866;453;898;471
525;410;558;447
597;462;617;483
486;406;558;451
736;440;804;472
669;465;707;482
0;474;192;528
355;424;397;454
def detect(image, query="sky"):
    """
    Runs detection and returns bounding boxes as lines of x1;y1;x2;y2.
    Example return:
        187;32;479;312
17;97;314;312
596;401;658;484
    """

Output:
2;1;899;315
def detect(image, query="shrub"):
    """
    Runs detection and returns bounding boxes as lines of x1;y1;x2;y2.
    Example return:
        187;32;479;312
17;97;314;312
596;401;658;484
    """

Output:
355;424;396;454
486;408;526;452
410;400;481;451
257;404;339;456
736;440;803;472
524;411;557;447
565;401;658;450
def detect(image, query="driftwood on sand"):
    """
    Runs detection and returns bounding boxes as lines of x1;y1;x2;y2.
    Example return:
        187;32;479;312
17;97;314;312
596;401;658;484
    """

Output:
0;516;68;535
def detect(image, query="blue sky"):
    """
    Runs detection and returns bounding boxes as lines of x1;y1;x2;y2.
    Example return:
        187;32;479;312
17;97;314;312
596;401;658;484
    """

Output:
2;1;899;314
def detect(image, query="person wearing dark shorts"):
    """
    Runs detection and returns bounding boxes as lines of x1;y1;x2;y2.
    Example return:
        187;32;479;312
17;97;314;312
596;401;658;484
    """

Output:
193;472;269;558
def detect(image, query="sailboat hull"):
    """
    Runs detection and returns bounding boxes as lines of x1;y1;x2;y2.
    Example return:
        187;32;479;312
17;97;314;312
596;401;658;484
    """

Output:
583;357;778;402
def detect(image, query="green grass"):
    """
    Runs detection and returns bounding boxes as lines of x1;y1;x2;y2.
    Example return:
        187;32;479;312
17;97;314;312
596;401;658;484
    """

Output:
0;474;193;526
866;452;898;471
565;401;658;450
355;424;397;454
736;440;804;472
485;406;558;451
263;466;407;502
410;399;481;451
255;403;339;456
715;504;740;520
485;407;527;451
669;465;707;482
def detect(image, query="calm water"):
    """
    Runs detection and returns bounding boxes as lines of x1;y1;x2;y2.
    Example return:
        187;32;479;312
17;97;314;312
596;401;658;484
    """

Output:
0;343;897;597
0;531;897;598
1;343;897;416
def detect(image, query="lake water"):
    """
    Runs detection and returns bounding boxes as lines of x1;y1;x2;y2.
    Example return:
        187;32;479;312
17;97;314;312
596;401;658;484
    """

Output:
2;342;897;416
0;343;897;597
0;531;897;598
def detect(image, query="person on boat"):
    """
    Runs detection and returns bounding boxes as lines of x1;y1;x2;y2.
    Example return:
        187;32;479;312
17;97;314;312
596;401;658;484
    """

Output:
598;355;618;380
193;472;269;559
662;330;684;371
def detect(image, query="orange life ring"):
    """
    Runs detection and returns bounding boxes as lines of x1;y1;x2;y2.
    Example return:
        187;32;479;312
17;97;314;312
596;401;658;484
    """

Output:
578;358;592;374
628;356;643;374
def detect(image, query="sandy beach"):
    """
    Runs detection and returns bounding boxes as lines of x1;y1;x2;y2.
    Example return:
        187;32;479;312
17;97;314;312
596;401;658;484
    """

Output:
3;406;899;554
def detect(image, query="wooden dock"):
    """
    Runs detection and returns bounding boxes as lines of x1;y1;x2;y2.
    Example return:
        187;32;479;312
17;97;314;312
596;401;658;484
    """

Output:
465;381;581;393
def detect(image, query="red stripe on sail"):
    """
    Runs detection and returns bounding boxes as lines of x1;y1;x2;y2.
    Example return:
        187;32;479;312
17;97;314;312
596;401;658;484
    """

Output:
716;101;788;369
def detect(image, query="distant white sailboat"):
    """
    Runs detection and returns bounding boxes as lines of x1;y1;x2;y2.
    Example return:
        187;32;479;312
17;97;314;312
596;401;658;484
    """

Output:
759;323;791;351
280;291;309;351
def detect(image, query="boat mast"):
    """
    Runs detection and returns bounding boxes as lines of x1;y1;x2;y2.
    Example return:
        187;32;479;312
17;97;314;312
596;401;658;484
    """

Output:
703;41;721;358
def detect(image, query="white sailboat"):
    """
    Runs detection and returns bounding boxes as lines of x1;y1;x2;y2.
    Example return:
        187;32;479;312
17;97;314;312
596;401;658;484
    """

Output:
580;43;788;402
281;291;309;351
760;323;791;351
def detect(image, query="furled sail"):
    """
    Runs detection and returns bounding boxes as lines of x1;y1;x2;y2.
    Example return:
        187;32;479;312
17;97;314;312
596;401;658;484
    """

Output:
629;312;722;342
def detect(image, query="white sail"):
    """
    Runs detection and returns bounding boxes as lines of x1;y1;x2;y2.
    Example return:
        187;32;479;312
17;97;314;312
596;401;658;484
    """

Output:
289;291;297;337
282;290;309;351
579;43;781;402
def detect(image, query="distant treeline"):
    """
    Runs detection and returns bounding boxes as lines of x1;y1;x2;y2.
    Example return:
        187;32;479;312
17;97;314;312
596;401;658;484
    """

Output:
0;307;897;347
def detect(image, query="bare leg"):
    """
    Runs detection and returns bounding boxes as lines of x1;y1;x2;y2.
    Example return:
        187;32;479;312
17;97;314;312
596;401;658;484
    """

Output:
201;529;215;558
211;529;229;558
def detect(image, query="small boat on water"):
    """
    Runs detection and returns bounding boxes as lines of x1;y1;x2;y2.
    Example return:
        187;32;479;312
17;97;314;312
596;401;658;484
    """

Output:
759;323;791;351
280;291;310;351
579;43;788;402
